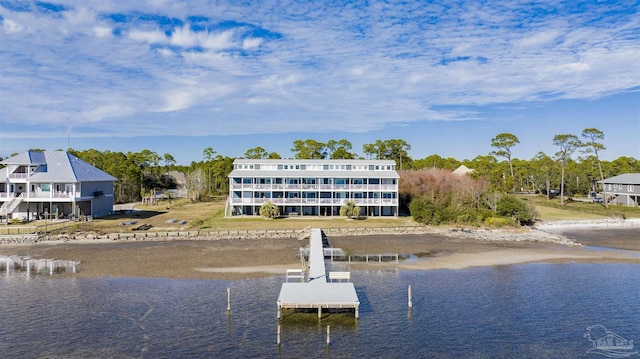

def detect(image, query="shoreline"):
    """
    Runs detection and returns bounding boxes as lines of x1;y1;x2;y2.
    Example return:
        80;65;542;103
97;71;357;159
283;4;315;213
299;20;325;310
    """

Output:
1;220;639;280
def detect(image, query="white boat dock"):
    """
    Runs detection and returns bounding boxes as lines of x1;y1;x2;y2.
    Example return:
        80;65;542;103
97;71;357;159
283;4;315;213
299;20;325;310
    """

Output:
277;228;360;319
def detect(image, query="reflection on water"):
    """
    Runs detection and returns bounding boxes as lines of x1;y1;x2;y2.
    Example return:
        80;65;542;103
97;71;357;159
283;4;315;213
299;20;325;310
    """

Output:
0;255;79;276
1;263;639;358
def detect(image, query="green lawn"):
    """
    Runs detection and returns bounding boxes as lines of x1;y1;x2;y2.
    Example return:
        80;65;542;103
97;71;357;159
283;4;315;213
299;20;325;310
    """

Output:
523;195;640;221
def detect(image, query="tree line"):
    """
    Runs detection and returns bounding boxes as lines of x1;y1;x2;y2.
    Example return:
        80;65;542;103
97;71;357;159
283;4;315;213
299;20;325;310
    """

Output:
2;128;636;226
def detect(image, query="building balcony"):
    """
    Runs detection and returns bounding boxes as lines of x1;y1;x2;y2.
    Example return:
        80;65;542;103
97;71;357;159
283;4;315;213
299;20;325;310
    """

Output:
229;198;397;205
1;191;79;200
8;173;29;180
231;184;397;191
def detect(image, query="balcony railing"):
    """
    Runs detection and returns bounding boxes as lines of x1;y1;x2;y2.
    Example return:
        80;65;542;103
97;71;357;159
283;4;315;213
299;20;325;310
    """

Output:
1;192;79;199
8;173;29;179
229;198;397;205
231;184;397;191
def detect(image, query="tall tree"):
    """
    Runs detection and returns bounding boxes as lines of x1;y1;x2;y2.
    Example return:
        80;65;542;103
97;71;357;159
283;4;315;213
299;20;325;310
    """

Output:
291;139;327;159
244;146;268;159
362;143;377;159
530;152;556;199
490;133;519;192
581;128;606;192
202;147;216;194
163;153;175;172
553;134;581;205
326;139;355;159
362;139;412;169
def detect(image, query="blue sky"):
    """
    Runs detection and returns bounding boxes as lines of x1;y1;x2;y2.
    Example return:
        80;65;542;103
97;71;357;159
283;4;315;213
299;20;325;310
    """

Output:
1;0;638;165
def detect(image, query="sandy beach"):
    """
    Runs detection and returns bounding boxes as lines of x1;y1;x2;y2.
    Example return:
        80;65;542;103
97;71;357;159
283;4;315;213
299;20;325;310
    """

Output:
1;221;639;280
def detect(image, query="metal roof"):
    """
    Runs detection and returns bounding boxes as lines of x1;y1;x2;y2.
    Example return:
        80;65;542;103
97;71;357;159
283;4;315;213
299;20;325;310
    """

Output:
1;151;117;183
0;150;46;165
601;173;640;184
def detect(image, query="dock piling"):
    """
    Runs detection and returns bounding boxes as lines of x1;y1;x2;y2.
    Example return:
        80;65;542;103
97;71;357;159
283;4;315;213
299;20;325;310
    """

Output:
326;325;330;345
408;285;413;308
277;325;281;345
227;287;231;312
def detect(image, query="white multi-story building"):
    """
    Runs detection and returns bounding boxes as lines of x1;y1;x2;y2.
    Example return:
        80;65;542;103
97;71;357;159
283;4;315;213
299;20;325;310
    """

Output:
227;159;399;217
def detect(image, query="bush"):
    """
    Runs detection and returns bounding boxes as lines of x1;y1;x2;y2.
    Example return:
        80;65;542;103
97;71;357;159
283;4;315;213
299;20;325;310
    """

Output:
260;201;280;219
340;201;361;219
496;194;533;225
410;196;462;225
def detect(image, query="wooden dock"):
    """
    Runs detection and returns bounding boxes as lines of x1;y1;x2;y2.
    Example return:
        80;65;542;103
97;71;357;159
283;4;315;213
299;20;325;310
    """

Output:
277;228;360;319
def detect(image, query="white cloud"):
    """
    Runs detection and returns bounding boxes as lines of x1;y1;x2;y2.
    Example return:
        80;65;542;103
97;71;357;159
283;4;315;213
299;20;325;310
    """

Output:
2;18;23;33
169;27;235;50
0;0;638;142
129;29;167;44
93;26;112;38
516;30;561;49
242;37;263;49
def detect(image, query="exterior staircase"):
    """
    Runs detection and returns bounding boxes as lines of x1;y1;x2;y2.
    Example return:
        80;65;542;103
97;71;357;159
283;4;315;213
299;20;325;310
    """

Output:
1;194;23;219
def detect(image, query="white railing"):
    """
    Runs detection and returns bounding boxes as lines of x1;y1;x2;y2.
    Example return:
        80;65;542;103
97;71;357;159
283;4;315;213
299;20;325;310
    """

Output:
8;173;29;179
20;192;78;199
231;183;397;191
229;198;397;205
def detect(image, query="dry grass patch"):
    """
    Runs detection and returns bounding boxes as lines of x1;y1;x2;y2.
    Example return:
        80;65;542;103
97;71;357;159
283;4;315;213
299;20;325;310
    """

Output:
82;198;419;234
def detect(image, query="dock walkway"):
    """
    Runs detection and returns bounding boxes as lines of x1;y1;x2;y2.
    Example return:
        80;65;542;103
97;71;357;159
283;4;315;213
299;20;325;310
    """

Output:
277;228;360;319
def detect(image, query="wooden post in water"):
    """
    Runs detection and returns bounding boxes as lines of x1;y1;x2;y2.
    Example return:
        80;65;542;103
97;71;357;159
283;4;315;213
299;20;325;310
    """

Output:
408;285;413;308
227;287;231;312
26;259;30;276
277;325;281;345
49;260;53;276
318;306;322;320
326;325;330;345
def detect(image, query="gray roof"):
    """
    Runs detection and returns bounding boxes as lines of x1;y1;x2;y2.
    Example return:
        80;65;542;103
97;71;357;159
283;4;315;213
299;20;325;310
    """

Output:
601;173;640;185
1;151;117;183
1;151;46;165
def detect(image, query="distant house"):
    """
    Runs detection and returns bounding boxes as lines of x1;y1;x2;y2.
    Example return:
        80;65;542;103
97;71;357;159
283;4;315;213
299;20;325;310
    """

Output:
601;173;640;206
0;150;117;221
453;165;474;176
166;170;187;198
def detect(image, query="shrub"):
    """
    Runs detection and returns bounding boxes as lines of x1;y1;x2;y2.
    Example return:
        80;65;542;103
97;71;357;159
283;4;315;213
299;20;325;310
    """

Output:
410;196;460;225
496;194;533;225
260;201;280;219
340;201;361;219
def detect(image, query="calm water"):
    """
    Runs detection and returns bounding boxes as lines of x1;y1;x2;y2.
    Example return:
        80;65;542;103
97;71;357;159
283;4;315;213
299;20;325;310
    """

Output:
1;263;639;358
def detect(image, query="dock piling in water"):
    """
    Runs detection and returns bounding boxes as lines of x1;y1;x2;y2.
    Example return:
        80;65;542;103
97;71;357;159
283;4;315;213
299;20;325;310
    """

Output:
326;325;330;345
